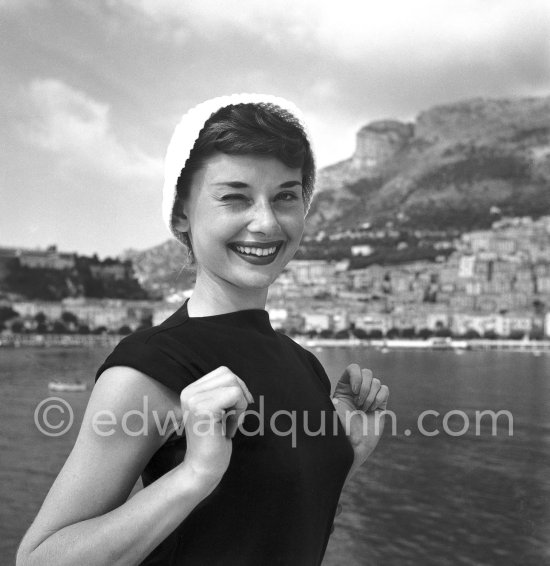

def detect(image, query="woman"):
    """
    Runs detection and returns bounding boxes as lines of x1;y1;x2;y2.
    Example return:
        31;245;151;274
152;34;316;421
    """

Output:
17;94;389;565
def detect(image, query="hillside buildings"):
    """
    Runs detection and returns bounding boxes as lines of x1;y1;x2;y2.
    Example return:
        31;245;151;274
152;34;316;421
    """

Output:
3;216;550;339
265;216;550;338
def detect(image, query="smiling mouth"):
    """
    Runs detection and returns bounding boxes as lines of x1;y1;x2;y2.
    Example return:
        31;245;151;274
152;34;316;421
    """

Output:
228;241;283;258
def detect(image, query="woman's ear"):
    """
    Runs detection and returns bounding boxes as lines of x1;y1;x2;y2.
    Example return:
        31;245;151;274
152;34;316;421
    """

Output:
173;214;189;233
172;200;190;233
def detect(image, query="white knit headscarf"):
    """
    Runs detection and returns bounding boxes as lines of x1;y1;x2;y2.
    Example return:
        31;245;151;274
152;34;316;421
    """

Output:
162;93;316;246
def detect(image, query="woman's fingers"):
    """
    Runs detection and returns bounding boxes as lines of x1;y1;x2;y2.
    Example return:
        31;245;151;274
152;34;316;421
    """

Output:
361;377;381;411
343;365;389;412
183;386;245;420
188;366;254;404
373;384;390;411
357;368;373;406
364;383;390;412
224;387;250;438
181;366;253;438
341;363;363;395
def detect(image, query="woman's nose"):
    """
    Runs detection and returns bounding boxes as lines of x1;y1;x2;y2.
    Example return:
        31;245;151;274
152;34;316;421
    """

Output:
247;199;280;234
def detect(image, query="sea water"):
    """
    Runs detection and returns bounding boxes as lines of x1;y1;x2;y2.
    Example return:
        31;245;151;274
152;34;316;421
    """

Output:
1;346;549;565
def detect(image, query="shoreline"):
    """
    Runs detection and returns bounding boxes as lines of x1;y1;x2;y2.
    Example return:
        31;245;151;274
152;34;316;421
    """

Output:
295;336;550;352
2;333;550;352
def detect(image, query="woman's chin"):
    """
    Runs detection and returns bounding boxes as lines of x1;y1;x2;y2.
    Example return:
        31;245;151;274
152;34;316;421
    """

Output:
232;272;278;290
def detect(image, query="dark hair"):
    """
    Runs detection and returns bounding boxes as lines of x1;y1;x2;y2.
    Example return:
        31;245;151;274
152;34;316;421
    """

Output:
174;103;315;259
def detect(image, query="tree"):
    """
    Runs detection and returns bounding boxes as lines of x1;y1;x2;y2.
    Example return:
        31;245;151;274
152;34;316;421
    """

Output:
464;329;481;339
529;327;544;340
34;311;47;325
52;320;68;334
351;327;368;339
367;329;383;339
418;328;433;340
61;311;79;326
36;321;48;334
508;330;526;340
532;300;546;316
0;306;19;324
402;327;416;338
334;329;351;339
434;326;452;338
483;329;498;340
386;327;400;339
11;320;25;333
118;325;132;335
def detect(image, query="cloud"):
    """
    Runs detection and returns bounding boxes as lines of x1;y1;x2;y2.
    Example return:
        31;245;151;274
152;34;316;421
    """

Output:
21;78;163;182
118;0;550;55
0;0;38;9
113;0;550;129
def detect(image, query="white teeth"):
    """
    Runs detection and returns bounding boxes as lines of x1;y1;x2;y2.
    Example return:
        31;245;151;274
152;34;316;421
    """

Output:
234;245;278;256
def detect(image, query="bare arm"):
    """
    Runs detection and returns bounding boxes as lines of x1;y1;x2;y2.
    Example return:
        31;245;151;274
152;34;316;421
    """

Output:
16;365;251;566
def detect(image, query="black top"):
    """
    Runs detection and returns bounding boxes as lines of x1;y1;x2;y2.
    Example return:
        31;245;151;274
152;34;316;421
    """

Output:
95;299;354;565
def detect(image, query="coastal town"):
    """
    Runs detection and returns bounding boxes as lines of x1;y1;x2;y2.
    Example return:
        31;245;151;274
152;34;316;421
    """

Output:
1;215;550;345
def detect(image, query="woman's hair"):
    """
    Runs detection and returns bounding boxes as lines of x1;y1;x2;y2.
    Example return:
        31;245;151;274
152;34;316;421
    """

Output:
174;102;315;262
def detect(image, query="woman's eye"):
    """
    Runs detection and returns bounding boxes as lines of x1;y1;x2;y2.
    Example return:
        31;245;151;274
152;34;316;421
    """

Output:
221;194;247;202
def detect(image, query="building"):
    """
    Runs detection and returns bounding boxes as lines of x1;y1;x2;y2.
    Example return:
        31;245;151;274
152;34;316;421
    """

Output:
350;244;374;257
89;262;131;281
303;312;332;332
285;260;338;286
12;301;63;320
18;245;76;270
352;313;391;335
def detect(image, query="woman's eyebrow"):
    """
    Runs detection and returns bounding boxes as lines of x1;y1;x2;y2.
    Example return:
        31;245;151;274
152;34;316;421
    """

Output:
213;181;249;188
212;180;302;189
280;181;303;188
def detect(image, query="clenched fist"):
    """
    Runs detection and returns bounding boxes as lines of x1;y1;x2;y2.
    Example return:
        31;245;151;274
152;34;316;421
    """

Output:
179;366;253;486
332;363;389;480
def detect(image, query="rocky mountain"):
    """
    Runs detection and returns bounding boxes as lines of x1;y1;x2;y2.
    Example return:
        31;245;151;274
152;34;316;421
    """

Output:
306;95;550;235
122;240;196;297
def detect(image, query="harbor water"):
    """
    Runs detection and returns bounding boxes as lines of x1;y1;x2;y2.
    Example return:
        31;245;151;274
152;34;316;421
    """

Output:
1;345;549;565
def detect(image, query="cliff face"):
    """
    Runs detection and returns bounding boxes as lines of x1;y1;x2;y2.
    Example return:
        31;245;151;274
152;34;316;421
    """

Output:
352;120;414;170
307;96;550;235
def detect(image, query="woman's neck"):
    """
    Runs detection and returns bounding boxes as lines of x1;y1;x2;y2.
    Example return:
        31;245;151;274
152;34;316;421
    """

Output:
187;270;268;317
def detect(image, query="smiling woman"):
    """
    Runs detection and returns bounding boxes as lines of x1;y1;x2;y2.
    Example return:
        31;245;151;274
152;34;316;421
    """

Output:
16;94;389;566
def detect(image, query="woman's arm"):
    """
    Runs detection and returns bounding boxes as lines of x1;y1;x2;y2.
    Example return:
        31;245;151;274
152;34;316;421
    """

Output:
16;365;251;566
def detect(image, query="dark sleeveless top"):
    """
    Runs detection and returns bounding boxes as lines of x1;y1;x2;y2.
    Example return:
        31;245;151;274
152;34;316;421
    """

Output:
95;299;354;565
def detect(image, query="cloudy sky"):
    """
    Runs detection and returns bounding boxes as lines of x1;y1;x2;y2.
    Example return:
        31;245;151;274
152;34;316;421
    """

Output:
1;0;549;257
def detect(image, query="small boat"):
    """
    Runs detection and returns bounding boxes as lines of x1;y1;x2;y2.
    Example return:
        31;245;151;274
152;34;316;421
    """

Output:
48;380;87;392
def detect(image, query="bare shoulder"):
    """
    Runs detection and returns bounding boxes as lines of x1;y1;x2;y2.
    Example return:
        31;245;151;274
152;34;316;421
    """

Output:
91;365;183;433
19;366;182;554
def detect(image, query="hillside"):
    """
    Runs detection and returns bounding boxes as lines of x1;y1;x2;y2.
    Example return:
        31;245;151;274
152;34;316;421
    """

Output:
306;96;550;235
122;240;196;298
